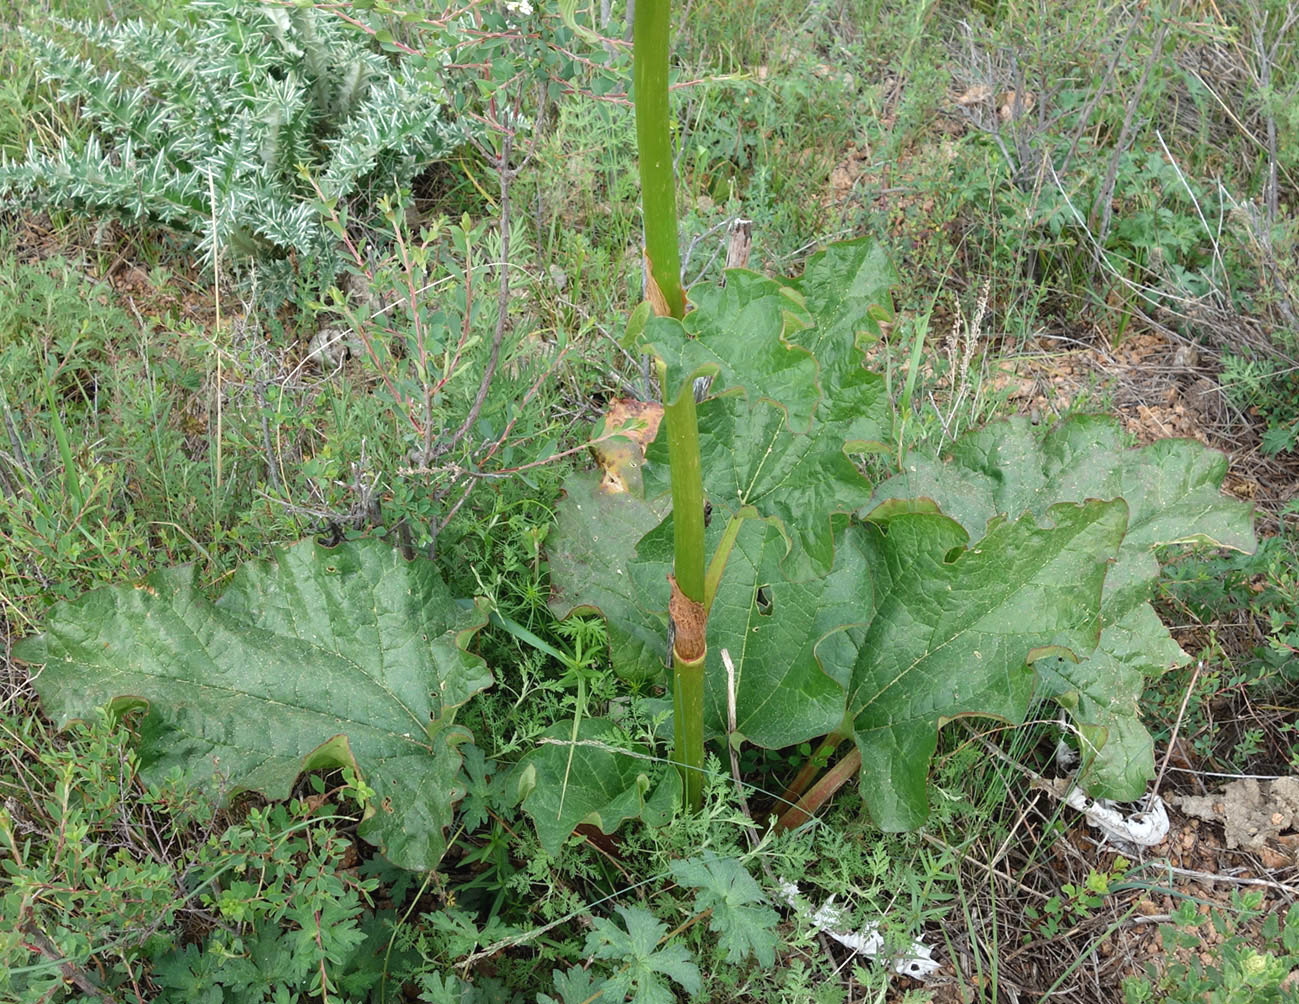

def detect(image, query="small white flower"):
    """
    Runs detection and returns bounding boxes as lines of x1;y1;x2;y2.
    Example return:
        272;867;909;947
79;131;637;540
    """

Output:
504;0;533;15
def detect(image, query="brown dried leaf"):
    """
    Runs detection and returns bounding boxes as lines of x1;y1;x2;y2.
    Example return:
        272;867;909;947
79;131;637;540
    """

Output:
998;90;1036;121
591;399;664;495
955;83;994;106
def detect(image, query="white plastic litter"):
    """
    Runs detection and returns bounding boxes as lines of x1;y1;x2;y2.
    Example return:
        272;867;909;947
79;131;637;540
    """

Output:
1054;739;1079;770
776;879;941;979
1059;784;1170;847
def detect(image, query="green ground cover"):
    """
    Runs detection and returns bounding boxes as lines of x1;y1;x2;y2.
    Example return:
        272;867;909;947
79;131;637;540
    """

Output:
2;0;1298;1001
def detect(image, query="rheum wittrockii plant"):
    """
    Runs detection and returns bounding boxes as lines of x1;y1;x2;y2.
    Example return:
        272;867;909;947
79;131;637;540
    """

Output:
529;0;1257;842
634;0;708;809
11;0;1258;873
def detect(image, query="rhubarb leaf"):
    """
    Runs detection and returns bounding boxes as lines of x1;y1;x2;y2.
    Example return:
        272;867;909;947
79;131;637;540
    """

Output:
870;415;1255;797
14;538;491;871
513;718;680;856
847;501;1128;829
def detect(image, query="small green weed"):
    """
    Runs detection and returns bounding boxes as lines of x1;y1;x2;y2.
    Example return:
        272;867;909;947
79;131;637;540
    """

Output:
0;707;394;1004
1123;892;1299;1004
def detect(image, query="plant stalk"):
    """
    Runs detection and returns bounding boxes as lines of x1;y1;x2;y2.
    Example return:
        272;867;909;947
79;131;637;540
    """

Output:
773;733;846;813
663;386;706;604
774;746;862;833
635;0;706;808
633;0;684;321
672;649;706;809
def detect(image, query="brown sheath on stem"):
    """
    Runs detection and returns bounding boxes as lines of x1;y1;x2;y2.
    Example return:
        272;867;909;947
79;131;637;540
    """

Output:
644;251;672;318
668;574;707;662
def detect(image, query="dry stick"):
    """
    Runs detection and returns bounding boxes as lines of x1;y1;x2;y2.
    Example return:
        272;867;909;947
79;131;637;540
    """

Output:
437;135;514;463
19;923;119;1004
919;832;1051;903
208;171;224;495
1156;863;1299;896
1057;9;1145;179
1151;660;1201;800
720;649;760;849
1247;2;1299;223
1089;2;1179;257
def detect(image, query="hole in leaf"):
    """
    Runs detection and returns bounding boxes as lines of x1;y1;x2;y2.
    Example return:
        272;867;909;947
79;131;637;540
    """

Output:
943;546;965;564
755;584;773;616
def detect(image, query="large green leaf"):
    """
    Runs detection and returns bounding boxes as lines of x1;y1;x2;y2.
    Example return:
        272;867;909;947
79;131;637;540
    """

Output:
548;487;861;746
547;471;672;682
634;513;862;747
641;270;820;424
847;501;1129;830
14;538;492;871
785;237;897;362
643;383;889;581
641;238;895;420
637;242;893;579
513;719;681;855
870;416;1255;797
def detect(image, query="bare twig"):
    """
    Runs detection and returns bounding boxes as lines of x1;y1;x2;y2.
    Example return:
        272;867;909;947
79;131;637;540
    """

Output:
1090;3;1179;256
721;649;759;849
1152;660;1201;800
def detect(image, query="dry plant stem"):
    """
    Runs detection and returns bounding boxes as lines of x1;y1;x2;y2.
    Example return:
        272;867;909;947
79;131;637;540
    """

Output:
774;746;862;833
439;125;516;461
1089;2;1178;253
19;922;119;1004
721;650;759;847
1152;659;1201;799
208;171;224;497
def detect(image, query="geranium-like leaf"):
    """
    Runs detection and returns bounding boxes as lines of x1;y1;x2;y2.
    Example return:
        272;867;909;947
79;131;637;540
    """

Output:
870;415;1255;797
847;501;1129;829
669;853;780;967
585;906;702;1004
514;718;680;855
14;538;491;871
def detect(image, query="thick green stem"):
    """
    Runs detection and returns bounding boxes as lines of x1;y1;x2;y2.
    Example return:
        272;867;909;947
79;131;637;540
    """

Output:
633;0;685;320
663;386;706;604
672;651;706;809
663;378;706;810
635;0;706;809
